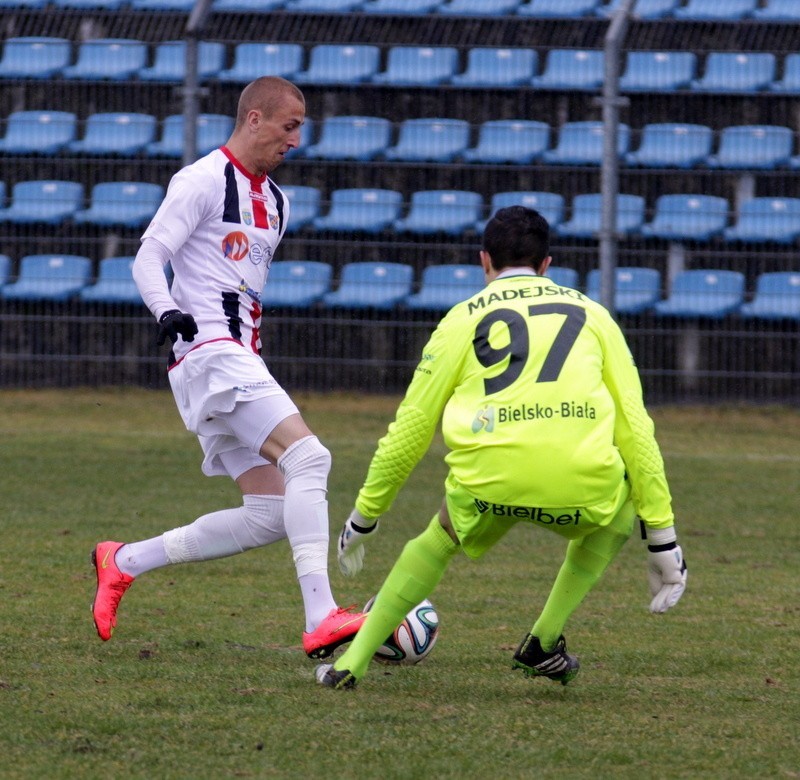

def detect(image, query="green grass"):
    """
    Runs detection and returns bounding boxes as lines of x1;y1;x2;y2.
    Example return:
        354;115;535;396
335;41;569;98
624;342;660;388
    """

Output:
1;390;798;779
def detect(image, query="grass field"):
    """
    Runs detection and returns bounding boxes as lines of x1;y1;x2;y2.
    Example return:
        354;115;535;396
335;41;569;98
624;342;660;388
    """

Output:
0;389;798;780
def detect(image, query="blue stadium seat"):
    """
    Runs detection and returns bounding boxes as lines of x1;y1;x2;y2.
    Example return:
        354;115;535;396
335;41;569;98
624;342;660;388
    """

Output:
0;180;83;224
281;186;321;232
541;121;630;165
722;197;800;244
304;116;391;161
0;0;49;8
706;125;793;170
0;254;11;288
1;254;92;301
261;260;332;308
556;193;645;238
0;37;72;79
285;0;364;9
770;54;800;93
212;0;286;9
79;257;143;305
517;0;599;16
531;49;604;90
216;43;303;82
654;270;745;318
384;118;470;162
146;114;234;157
754;0;800;20
362;0;439;11
73;182;164;228
598;0;678;19
405;264;485;311
62;39;148;80
479;191;565;233
128;0;196;9
293;44;380;85
323;262;414;310
138;41;226;81
691;52;776;93
451;48;537;87
394;190;483;235
619;51;697;91
673;0;756;20
545;266;580;289
373;46;458;86
54;0;127;8
438;0;522;14
462;119;549;164
312;188;402;233
739;272;800;320
0;111;77;155
640;194;729;241
625;123;713;168
586;267;662;314
69;112;157;156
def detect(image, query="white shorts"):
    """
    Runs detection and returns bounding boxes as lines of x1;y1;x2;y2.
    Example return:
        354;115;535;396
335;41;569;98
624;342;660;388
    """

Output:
168;339;299;479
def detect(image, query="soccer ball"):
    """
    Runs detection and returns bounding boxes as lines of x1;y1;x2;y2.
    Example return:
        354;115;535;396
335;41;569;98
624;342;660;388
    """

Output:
363;596;440;665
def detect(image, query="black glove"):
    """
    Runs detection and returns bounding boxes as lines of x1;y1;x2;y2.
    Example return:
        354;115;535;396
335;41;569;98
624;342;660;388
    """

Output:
156;309;198;346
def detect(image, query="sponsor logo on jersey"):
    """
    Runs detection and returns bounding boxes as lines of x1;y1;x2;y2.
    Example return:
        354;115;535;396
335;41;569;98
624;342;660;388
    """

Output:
472;401;596;432
222;231;249;261
249;190;271;203
249;242;272;266
237;279;262;303
474;499;582;527
242;210;253;225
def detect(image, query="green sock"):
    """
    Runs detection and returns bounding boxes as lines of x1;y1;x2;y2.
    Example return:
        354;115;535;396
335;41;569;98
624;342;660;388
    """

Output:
334;515;458;679
532;522;631;651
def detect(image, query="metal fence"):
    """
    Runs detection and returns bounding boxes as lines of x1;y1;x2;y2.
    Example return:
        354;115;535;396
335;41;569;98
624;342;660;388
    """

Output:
0;3;798;402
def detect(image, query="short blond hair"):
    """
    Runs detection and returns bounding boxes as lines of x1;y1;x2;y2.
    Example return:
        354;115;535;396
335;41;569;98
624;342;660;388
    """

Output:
235;77;305;127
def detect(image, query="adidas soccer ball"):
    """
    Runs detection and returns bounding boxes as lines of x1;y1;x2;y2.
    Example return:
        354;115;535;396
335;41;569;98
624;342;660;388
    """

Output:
363;596;440;665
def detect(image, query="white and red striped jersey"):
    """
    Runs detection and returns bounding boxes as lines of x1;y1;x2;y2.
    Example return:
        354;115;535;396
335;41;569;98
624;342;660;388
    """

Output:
142;146;289;362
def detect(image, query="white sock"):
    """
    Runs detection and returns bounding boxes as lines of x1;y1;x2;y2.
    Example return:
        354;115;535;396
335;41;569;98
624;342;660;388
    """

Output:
116;537;168;578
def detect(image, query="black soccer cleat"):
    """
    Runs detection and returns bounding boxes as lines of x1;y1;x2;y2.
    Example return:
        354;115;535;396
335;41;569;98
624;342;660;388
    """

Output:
315;663;357;690
512;633;580;686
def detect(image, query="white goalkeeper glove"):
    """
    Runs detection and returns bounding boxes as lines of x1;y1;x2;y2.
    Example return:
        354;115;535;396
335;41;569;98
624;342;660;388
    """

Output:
644;525;687;614
337;508;379;577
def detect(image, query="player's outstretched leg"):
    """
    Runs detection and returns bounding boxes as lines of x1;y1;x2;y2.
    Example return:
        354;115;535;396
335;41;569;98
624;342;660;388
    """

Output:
302;606;366;659
91;541;135;641
512;633;580;685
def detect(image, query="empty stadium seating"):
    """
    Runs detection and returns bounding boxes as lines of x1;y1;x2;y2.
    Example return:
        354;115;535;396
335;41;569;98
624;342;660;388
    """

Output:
394;190;482;235
517;0;600;17
303;115;391;161
706;125;793;169
73;182;164;228
625;123;713;168
0;180;83;224
619;51;697;91
146;114;234;158
404;264;485;311
384;118;470;162
293;44;380;85
323;262;414;309
0;111;77;155
653;270;745;318
373;46;459;86
586;267;662;314
530;49;604;90
555;193;645;238
1;254;92;301
451;48;537;87
691;52;776;93
738;272;800;320
461;119;550;164
673;0;757;21
479;191;565;232
69;112;157;156
138;41;226;82
261;260;333;308
79;257;143;304
545;266;580;288
541;121;630;165
0;37;71;79
722;197;800;244
61;39;148;80
216;43;304;82
280;186;322;232
640;194;729;241
312;188;402;232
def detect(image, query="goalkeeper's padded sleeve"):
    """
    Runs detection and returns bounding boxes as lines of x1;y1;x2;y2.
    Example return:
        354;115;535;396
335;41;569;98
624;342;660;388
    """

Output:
132;237;178;321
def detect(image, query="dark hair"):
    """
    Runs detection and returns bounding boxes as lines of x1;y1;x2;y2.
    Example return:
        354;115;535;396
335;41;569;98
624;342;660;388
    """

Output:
482;206;550;272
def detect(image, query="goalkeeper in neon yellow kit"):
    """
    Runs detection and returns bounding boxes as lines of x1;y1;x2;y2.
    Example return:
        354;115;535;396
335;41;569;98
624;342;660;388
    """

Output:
317;206;687;690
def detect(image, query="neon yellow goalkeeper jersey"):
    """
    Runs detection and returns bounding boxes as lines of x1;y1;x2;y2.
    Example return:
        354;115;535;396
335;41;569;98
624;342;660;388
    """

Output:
355;270;674;530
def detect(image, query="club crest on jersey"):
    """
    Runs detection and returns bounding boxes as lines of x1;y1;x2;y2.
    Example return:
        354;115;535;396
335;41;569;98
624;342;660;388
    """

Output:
268;213;279;230
242;210;253;225
222;231;249;261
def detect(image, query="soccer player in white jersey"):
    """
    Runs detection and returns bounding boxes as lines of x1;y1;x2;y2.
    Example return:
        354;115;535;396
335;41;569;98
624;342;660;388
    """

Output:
317;206;687;689
91;76;365;659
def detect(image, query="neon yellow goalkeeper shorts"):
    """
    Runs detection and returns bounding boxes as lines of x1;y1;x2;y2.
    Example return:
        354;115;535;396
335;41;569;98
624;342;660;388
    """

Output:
443;472;635;559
